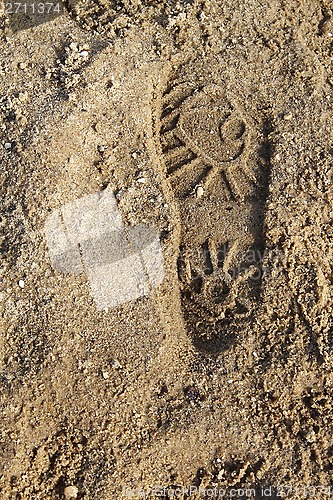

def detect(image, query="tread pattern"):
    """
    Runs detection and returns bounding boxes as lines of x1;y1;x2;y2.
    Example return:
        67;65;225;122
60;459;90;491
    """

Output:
158;76;271;351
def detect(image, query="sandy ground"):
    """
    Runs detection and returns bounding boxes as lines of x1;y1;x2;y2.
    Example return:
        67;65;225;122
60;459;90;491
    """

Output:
1;0;333;498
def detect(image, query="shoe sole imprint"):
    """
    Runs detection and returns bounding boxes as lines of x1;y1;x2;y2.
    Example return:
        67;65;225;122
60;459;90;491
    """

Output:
158;79;271;351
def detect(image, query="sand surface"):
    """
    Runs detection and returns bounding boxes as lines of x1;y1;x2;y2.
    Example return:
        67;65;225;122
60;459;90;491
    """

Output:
1;0;333;498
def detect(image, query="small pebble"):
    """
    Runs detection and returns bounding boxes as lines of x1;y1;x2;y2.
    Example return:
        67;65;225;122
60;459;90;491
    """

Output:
195;185;204;198
304;429;316;443
102;370;109;379
112;359;122;369
4;142;12;150
64;485;78;499
217;470;224;480
137;177;146;184
79;50;89;58
18;280;25;288
284;112;293;120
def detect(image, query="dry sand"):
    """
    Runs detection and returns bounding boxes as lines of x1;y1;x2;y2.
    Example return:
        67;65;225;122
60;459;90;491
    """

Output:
1;0;333;498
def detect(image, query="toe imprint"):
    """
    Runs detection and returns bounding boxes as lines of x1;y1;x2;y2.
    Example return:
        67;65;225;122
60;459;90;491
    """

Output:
159;83;260;201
